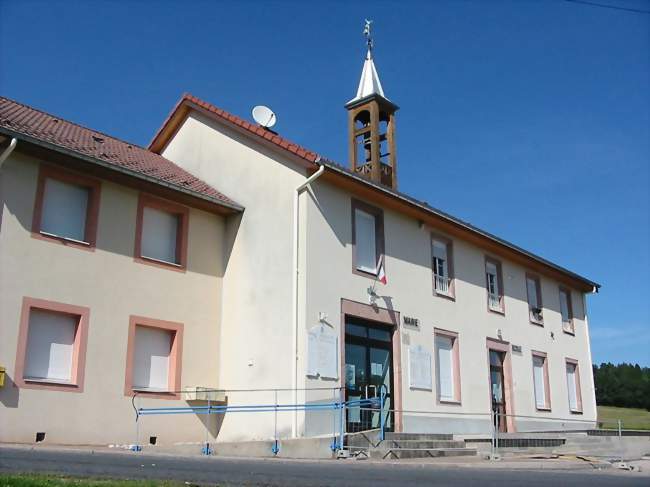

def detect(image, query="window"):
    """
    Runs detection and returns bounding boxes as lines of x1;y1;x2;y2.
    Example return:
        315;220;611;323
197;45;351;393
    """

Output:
351;200;384;277
565;359;582;413
434;330;461;404
559;288;574;334
124;316;183;399
142;207;179;263
14;297;90;392
532;352;551;410
133;326;172;390
485;258;504;313
32;164;101;249
24;309;76;381
432;236;454;298
135;194;189;270
526;274;544;324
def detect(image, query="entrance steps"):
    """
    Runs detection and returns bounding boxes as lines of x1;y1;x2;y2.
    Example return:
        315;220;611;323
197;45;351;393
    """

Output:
347;431;477;460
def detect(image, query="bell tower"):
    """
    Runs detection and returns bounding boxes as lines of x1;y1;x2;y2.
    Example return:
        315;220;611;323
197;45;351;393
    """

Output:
346;20;399;190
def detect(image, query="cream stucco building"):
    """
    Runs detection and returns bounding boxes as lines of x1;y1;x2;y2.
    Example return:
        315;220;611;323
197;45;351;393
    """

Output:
0;46;599;448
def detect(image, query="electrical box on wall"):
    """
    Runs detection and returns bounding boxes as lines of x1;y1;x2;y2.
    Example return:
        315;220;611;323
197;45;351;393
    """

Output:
0;366;5;387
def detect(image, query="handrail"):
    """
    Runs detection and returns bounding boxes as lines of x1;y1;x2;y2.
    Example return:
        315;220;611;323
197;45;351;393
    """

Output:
132;386;343;395
130;395;379;455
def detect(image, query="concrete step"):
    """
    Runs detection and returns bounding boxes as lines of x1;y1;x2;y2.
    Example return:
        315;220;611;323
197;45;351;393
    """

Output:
371;447;477;460
381;440;466;449
385;433;453;441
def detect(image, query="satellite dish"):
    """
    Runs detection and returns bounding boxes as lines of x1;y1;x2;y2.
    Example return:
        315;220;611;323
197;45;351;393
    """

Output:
252;105;277;128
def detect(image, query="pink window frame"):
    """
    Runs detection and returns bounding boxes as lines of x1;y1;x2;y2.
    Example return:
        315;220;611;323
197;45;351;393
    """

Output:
486;337;517;432
31;163;102;251
351;199;385;280
431;234;455;300
565;358;583;414
531;350;551;411
485;256;505;315
526;273;544;326
14;297;90;392
559;287;575;335
134;193;189;272
340;299;403;432
434;328;462;405
124;315;183;400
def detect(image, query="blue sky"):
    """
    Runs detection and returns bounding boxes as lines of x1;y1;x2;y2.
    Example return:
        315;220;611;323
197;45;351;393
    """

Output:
1;0;648;366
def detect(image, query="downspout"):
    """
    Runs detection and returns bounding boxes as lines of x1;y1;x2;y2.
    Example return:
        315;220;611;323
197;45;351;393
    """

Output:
0;138;17;168
292;162;325;438
0;137;17;238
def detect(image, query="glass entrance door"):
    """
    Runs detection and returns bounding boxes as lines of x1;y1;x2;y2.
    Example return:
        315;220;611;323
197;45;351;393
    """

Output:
344;318;393;433
489;350;507;432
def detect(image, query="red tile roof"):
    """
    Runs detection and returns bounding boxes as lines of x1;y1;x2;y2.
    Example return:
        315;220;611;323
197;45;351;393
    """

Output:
0;96;240;209
149;93;321;163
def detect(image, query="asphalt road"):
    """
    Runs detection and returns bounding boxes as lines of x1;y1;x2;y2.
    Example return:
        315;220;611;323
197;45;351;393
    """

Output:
0;446;647;486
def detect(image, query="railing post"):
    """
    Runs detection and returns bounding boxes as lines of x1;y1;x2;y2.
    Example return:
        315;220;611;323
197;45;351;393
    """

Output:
330;388;338;452
272;390;280;455
202;395;212;456
618;419;622;438
338;387;345;451
490;409;495;459
495;411;499;456
379;386;386;442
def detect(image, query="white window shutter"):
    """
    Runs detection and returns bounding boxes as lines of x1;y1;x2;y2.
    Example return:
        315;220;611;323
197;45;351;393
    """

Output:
533;356;546;408
560;291;570;322
133;326;172;390
24;309;77;381
527;278;538;308
141;207;179;263
41;178;89;241
355;209;377;272
436;336;454;400
567;364;578;411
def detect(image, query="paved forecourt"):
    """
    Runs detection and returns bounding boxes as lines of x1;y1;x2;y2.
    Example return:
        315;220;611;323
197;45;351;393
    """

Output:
1;446;648;486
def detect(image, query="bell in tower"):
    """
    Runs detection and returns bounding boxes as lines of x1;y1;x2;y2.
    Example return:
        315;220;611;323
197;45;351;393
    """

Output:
346;20;399;190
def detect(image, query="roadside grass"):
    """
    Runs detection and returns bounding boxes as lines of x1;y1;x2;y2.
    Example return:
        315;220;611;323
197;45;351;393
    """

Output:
0;474;192;487
597;405;650;430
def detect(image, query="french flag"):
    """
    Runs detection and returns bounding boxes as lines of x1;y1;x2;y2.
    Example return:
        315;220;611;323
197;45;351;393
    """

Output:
377;254;387;285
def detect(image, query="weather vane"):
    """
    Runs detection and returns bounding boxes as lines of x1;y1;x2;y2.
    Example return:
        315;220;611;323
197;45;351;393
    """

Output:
363;19;373;53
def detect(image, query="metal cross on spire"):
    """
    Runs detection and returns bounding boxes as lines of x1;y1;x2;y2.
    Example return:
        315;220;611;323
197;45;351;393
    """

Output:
363;19;373;56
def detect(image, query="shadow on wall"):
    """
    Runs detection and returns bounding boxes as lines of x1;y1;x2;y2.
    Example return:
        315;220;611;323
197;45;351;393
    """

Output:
0;373;20;408
309;182;586;326
3;151;229;279
223;212;242;274
192;397;227;440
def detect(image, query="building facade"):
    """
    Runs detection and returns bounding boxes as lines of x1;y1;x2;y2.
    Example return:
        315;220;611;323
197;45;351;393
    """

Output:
0;45;599;447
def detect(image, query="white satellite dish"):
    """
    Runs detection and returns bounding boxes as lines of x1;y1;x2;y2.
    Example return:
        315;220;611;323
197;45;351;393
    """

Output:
252;105;277;128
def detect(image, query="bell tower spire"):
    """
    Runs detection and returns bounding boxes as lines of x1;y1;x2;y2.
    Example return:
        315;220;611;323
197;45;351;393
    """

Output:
346;20;399;190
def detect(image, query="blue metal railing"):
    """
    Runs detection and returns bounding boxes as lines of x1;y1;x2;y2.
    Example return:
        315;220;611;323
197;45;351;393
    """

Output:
131;390;383;456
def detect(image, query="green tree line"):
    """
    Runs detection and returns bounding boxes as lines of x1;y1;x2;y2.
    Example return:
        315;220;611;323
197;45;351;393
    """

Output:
593;363;650;410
